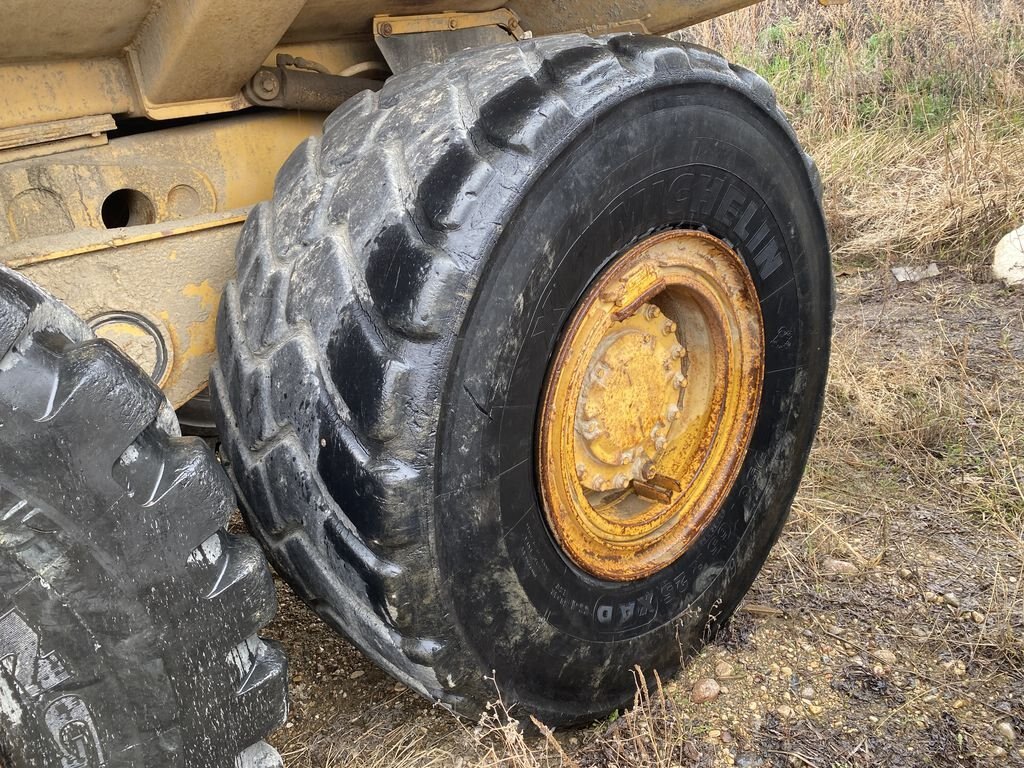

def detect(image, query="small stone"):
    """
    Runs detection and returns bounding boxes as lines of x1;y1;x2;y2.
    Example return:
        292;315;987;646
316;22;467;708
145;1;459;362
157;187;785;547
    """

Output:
691;678;721;704
800;686;815;699
970;611;986;624
683;741;700;762
808;704;823;715
348;669;365;680
776;704;794;720
942;659;967;677
780;665;793;679
922;590;938;602
721;729;733;743
997;721;1017;743
868;716;879;723
898;567;913;580
708;729;722;740
715;660;735;678
943;592;960;608
823;557;858;576
873;649;897;666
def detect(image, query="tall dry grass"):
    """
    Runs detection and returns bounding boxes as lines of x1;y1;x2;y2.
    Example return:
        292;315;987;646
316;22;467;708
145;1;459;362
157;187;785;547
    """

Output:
689;0;1024;267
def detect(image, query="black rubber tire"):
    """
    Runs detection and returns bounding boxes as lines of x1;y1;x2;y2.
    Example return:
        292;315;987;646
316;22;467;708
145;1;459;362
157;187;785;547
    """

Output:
212;34;832;725
0;267;287;767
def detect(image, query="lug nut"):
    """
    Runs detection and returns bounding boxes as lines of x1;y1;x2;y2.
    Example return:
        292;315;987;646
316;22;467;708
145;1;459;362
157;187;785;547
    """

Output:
654;436;667;451
613;474;629;489
672;344;687;359
643;305;660;320
592;476;607;491
579;419;601;439
673;373;688;390
667;403;681;421
663;320;677;335
576;463;587;481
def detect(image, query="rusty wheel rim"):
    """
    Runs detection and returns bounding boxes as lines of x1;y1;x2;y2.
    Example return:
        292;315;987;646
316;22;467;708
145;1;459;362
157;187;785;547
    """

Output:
537;230;765;581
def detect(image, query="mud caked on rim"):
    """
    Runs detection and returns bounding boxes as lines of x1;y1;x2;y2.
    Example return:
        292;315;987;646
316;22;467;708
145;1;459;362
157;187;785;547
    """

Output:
538;230;764;581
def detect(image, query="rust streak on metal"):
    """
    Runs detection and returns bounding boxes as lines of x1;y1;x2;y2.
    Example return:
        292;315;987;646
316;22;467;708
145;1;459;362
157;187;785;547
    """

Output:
612;278;667;321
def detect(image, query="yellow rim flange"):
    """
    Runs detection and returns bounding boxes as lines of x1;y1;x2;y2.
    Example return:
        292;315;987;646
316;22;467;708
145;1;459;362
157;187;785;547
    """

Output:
537;230;765;581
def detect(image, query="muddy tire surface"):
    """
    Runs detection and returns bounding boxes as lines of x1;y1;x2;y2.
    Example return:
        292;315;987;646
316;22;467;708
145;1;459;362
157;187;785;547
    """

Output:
0;267;288;767
213;34;831;725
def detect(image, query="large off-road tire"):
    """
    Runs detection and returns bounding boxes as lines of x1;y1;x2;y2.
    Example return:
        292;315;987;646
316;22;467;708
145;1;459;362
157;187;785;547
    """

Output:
213;34;832;725
0;267;287;767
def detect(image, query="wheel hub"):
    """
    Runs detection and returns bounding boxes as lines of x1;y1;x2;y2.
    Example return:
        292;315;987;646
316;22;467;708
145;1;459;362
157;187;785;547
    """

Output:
574;303;684;492
537;230;765;581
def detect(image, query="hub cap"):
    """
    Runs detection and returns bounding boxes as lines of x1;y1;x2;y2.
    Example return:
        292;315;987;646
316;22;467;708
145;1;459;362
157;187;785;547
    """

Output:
537;230;765;581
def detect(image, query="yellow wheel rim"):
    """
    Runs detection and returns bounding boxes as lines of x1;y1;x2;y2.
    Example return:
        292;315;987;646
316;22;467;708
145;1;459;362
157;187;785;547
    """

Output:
537;230;765;581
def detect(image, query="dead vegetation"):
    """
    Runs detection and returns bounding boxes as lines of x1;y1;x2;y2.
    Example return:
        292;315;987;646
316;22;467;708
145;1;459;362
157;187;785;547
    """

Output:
262;2;1024;765
687;0;1024;269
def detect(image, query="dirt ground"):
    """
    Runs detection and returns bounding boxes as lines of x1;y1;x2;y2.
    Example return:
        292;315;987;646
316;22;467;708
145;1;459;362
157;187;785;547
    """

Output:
254;266;1023;767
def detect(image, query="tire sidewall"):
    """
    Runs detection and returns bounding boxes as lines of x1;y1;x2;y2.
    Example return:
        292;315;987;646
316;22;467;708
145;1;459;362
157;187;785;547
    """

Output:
436;84;831;713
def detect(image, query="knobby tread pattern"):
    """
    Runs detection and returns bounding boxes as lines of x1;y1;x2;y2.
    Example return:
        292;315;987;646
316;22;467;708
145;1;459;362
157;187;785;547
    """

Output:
0;267;286;768
213;34;824;715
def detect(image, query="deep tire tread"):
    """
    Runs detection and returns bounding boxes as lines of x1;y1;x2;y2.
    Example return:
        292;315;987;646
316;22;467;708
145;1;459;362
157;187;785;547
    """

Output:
0;267;285;768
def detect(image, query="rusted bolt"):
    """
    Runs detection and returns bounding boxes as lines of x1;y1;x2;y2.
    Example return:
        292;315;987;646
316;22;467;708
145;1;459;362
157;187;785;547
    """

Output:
254;70;280;100
643;304;660;320
673;373;688;390
663;320;677;335
379;22;394;36
592;475;607;492
613;474;629;490
449;18;459;29
640;461;657;480
576;463;587;481
672;344;687;360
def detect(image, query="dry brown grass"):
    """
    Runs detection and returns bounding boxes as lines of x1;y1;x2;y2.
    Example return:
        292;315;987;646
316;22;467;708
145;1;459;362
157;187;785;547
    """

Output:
689;0;1024;269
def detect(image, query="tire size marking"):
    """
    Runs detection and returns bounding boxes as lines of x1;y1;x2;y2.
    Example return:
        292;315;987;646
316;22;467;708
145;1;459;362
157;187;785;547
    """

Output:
0;609;106;767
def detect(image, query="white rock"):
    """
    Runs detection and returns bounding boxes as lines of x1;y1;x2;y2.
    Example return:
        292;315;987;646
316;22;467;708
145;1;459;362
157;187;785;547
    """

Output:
994;225;1024;286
